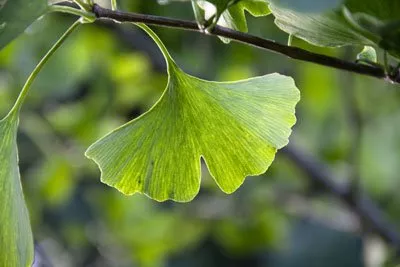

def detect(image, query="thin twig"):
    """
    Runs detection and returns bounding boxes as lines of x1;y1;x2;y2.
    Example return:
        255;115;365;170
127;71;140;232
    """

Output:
90;4;396;83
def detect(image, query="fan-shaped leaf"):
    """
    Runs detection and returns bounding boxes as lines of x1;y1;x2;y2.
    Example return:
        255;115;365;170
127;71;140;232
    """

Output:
86;25;300;202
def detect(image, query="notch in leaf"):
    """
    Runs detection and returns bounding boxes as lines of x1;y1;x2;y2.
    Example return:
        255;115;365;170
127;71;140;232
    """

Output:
85;24;300;202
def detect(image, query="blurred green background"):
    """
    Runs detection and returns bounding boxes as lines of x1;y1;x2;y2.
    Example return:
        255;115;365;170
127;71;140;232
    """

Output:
1;0;400;266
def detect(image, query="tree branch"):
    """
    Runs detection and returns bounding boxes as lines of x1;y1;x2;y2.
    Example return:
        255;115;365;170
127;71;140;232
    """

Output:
91;4;400;83
57;1;400;253
282;146;400;255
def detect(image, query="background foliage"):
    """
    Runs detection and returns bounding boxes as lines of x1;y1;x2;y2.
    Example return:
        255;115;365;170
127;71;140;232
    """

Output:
1;0;400;266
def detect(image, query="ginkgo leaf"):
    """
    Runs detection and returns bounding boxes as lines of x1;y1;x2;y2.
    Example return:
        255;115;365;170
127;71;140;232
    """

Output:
268;0;342;13
218;0;270;43
269;0;400;58
0;111;34;266
85;25;300;202
0;0;48;49
0;18;78;267
357;46;377;63
218;0;270;32
269;4;371;47
195;0;232;19
190;0;270;41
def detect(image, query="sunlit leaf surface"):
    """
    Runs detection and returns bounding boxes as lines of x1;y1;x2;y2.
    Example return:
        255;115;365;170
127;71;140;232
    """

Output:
86;25;300;202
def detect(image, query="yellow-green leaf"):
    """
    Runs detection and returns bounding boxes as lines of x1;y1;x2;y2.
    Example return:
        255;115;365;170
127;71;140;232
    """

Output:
0;112;34;266
357;46;377;63
218;0;271;32
0;18;79;267
191;0;270;38
85;25;300;202
218;0;270;43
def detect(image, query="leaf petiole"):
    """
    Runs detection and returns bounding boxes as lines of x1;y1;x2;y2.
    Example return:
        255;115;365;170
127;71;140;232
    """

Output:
136;23;177;71
384;50;389;75
111;0;117;10
49;5;96;23
287;34;293;46
7;20;81;118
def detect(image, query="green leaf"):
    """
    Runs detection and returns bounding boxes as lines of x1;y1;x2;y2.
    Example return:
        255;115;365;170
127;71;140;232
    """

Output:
198;0;232;17
0;20;79;266
0;0;48;49
268;0;342;13
217;0;270;43
269;4;371;47
0;112;34;267
86;25;300;202
345;0;400;20
269;0;400;58
192;0;270;38
357;46;377;63
219;0;270;32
